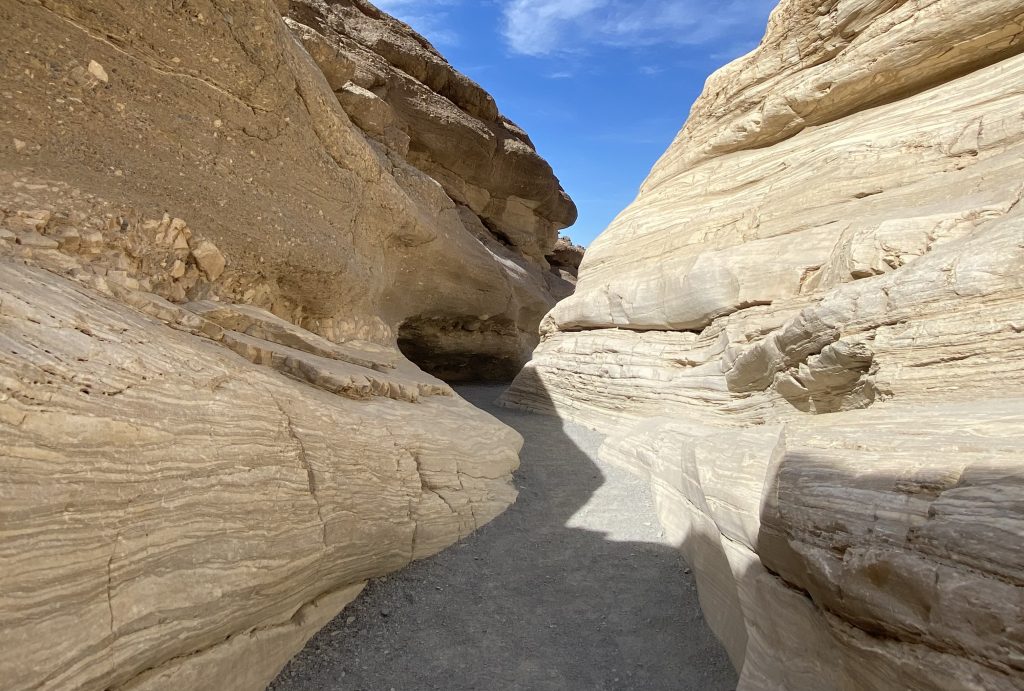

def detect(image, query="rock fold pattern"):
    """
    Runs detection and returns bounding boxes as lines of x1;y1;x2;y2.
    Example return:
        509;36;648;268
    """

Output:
0;0;568;688
504;1;1024;688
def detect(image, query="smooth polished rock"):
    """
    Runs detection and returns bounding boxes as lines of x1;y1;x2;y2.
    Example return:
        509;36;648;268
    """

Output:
504;1;1024;688
0;263;521;690
0;0;562;686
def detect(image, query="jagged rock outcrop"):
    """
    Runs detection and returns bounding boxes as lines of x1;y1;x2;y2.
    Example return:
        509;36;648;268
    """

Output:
545;235;586;301
1;0;576;384
283;0;578;379
0;0;570;688
504;1;1024;688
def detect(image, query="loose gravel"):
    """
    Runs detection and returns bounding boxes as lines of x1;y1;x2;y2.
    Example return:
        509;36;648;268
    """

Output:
271;384;736;691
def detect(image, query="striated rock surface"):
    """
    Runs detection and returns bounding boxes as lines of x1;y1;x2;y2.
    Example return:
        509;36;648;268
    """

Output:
504;1;1024;688
545;235;586;301
283;0;578;379
1;0;576;383
0;262;519;691
0;0;569;688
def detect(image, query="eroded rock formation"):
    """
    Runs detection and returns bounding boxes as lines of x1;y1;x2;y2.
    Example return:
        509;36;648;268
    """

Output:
0;0;571;688
283;0;578;379
1;0;575;383
504;1;1024;688
545;235;586;301
0;262;519;690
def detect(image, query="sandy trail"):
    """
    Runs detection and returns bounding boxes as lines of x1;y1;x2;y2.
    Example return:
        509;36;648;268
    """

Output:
271;384;735;691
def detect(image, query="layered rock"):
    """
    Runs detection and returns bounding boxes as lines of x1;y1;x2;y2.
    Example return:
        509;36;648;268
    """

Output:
283;0;578;379
1;0;575;383
0;261;519;690
545;235;586;301
0;0;569;687
504;1;1024;688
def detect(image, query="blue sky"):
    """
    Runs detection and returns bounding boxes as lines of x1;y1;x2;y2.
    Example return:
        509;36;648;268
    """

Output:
376;0;779;247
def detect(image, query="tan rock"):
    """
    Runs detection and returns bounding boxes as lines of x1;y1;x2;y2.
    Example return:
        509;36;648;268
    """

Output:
18;209;52;231
15;231;59;249
191;240;225;281
169;219;192;251
8;0;582;382
282;0;578;377
545;234;585;300
0;262;520;691
87;59;108;84
0;0;580;685
106;269;137;290
546;235;584;278
505;1;1024;688
79;230;105;252
185;301;400;371
219;330;447;403
336;82;393;136
166;280;187;303
126;584;366;691
49;226;81;252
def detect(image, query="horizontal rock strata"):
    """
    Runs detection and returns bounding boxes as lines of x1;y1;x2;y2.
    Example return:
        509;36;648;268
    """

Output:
283;0;579;378
1;0;576;382
0;0;566;688
0;259;520;691
503;1;1024;688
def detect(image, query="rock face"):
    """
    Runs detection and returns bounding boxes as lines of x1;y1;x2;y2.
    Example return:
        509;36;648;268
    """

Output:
0;0;569;688
0;262;519;691
503;1;1024;688
1;0;576;383
545;235;586;301
284;0;578;380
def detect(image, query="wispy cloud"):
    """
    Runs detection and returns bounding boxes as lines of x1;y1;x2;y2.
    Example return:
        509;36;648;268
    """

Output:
374;0;464;47
502;0;777;57
371;0;776;62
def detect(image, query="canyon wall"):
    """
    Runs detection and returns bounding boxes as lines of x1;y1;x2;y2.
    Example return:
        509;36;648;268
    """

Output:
284;0;578;380
2;0;576;383
503;0;1024;688
0;0;571;688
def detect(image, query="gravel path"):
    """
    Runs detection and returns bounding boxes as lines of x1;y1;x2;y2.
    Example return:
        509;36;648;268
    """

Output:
271;384;736;691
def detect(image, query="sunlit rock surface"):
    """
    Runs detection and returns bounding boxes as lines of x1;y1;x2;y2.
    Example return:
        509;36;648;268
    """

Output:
504;1;1024;688
284;0;578;379
0;0;574;687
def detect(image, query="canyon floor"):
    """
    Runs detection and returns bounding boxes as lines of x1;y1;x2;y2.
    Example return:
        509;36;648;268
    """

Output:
270;384;736;691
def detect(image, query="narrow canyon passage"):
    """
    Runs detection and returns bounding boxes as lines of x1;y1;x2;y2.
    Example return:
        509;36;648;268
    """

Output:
271;384;736;691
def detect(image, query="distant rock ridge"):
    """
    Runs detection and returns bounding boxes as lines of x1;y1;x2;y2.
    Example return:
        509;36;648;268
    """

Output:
503;0;1024;688
545;235;586;301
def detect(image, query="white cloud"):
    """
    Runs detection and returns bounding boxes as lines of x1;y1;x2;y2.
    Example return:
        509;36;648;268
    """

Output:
374;0;463;47
638;65;665;76
502;0;777;56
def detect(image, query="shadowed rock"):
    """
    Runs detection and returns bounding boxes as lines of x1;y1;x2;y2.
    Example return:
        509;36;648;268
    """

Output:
503;1;1024;688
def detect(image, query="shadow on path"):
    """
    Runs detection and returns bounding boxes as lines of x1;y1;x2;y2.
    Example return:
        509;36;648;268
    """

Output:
271;384;736;691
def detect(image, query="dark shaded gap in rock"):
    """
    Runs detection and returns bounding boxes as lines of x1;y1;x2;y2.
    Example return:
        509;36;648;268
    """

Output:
397;316;522;383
